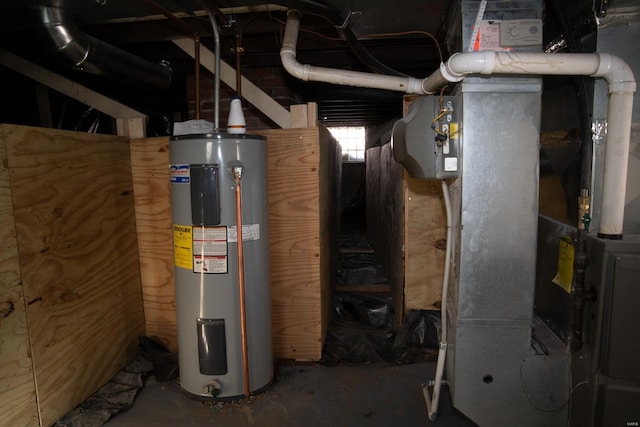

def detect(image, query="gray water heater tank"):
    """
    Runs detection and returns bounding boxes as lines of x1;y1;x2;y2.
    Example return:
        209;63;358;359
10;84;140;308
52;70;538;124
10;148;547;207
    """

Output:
169;133;273;399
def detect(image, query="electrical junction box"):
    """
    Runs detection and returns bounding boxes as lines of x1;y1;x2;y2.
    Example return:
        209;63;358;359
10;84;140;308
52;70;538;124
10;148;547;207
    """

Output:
391;95;460;179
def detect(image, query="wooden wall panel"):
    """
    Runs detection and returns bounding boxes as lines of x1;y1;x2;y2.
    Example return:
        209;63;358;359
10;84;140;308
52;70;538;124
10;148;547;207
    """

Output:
130;137;177;351
262;127;338;360
318;125;341;350
404;176;446;310
365;143;407;326
380;143;405;325
4;125;145;426
0;127;39;427
341;162;365;213
365;147;381;250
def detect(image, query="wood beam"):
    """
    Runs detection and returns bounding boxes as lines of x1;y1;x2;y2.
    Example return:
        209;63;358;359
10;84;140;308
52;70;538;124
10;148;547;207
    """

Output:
172;37;291;129
0;49;147;138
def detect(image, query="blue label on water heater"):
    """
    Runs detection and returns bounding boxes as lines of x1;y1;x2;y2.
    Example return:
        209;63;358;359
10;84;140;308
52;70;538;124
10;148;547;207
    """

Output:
170;164;190;183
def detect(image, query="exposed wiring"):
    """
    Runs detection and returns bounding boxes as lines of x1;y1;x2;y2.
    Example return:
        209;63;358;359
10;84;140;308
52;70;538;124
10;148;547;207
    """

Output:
431;110;447;136
431;86;462;141
438;84;448;109
339;26;408;76
271;16;442;64
358;30;443;63
519;362;588;415
272;16;342;40
431;90;449;143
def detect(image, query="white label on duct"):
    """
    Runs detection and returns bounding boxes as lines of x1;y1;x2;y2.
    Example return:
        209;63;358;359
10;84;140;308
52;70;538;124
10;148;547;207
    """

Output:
500;20;542;47
228;224;260;242
444;157;458;172
474;20;512;52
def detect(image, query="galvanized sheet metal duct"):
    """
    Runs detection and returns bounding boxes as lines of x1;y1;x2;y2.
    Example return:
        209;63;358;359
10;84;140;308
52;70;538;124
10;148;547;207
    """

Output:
34;6;173;90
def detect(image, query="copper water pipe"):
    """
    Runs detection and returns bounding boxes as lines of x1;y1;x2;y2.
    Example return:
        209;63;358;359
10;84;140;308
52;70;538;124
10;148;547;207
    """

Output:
140;0;202;119
233;165;250;397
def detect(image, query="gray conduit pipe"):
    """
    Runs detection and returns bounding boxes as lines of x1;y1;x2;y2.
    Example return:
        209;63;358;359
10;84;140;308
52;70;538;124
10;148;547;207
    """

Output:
201;5;222;131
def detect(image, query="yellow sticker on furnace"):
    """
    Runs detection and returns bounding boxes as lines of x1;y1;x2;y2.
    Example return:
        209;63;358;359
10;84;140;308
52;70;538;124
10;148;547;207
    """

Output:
552;236;574;293
173;224;193;270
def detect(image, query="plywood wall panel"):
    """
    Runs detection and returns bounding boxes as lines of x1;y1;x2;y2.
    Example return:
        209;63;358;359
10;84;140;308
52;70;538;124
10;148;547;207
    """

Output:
365;143;407;326
4;125;145;427
130;137;177;351
365;147;381;251
380;143;405;325
404;176;446;310
318;125;341;350
262;127;325;361
0;126;39;427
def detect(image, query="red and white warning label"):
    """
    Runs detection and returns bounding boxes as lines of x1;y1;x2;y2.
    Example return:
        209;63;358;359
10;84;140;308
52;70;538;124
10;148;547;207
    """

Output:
192;226;228;274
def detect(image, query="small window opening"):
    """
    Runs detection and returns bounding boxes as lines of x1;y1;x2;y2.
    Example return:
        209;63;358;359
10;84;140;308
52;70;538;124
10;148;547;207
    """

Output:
328;126;366;162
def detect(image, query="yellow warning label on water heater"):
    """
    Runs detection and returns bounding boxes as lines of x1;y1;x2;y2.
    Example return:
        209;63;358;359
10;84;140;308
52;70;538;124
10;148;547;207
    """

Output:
173;224;193;270
552;236;574;293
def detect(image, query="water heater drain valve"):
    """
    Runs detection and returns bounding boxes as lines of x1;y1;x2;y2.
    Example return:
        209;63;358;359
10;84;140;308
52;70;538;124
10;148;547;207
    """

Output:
203;380;223;397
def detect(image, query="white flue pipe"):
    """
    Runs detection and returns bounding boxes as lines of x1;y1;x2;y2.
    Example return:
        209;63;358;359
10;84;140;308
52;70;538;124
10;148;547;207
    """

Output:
599;91;634;237
280;10;427;94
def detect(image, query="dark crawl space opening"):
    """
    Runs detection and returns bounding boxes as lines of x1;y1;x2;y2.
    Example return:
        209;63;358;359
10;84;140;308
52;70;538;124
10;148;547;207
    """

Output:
320;162;442;367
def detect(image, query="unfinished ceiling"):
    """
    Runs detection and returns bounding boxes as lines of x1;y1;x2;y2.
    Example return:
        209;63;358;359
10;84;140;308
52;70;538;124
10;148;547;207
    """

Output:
0;0;597;132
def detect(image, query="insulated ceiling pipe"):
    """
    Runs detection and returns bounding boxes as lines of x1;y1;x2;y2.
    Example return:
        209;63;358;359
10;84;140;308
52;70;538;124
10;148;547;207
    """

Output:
427;51;636;239
35;6;173;90
280;10;636;238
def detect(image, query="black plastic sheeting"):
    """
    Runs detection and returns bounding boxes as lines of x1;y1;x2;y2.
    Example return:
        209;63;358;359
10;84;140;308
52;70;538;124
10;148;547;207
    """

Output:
53;337;179;427
326;219;441;365
322;293;441;366
324;202;444;366
53;354;153;427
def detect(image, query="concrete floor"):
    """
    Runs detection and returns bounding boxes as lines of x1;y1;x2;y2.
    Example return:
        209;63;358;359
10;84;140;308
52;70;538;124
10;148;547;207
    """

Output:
105;361;477;427
103;212;477;426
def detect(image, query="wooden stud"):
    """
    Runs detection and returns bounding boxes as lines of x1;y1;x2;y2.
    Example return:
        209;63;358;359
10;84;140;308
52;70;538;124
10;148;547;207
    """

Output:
173;38;291;129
